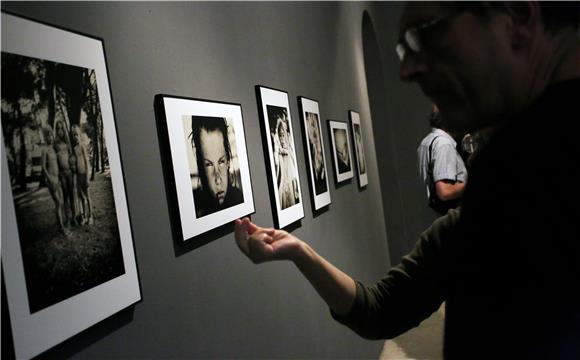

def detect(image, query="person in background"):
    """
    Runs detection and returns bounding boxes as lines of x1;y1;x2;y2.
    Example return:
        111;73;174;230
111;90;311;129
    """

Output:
235;2;580;358
41;127;66;234
71;124;94;225
417;105;467;215
54;120;77;227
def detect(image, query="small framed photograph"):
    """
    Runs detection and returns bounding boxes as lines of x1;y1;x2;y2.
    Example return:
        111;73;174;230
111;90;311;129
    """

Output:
297;97;331;210
256;86;304;228
349;110;368;188
328;120;354;183
155;95;255;241
1;12;141;358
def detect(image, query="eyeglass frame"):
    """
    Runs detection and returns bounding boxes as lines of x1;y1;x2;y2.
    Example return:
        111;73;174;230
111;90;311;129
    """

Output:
396;10;467;62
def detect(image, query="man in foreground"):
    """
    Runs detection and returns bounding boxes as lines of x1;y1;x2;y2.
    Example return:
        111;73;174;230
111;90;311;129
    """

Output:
235;2;580;358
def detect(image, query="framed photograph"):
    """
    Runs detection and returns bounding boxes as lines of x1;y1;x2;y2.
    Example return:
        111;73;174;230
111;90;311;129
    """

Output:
155;95;255;241
255;86;304;228
297;97;331;210
328;120;354;183
349;110;368;188
1;12;141;359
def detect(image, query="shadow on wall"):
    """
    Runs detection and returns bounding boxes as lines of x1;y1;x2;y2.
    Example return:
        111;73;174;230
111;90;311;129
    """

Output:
362;11;410;265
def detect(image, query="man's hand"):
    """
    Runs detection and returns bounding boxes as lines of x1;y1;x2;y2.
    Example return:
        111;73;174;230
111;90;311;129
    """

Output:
234;218;302;263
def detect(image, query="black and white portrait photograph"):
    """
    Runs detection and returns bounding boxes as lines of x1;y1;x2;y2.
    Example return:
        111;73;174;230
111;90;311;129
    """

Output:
256;86;304;229
349;110;368;188
328;120;354;183
156;95;254;241
1;13;140;359
298;96;331;211
183;115;244;218
267;105;300;210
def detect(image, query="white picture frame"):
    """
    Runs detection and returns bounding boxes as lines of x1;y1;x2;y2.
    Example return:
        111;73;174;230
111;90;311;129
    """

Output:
256;86;304;228
328;120;354;184
155;95;255;241
298;96;331;210
1;12;141;359
349;110;368;188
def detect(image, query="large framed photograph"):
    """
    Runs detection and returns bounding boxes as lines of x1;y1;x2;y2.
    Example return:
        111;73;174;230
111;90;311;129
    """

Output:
256;86;304;228
328;120;354;184
1;12;141;358
349;110;368;188
155;95;255;241
297;97;331;211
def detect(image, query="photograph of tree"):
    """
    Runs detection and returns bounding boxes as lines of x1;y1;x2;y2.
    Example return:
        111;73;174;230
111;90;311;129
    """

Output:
1;52;125;313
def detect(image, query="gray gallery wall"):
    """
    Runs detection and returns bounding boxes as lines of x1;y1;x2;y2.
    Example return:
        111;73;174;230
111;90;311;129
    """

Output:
363;2;439;263
2;2;436;359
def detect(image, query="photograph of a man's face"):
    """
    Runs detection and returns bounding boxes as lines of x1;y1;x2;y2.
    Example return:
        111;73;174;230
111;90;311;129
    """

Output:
182;115;244;218
353;123;366;175
328;120;354;184
333;128;351;174
266;105;300;210
306;111;328;195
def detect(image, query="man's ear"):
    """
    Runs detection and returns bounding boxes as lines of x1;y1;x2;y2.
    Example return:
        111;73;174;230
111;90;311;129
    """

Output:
503;1;540;50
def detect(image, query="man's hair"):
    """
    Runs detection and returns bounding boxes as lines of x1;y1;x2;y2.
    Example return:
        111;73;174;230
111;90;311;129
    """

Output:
43;126;54;140
429;110;443;129
190;116;231;189
454;1;579;32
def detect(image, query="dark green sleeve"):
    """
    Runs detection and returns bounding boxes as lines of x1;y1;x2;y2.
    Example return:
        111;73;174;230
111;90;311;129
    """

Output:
331;209;460;340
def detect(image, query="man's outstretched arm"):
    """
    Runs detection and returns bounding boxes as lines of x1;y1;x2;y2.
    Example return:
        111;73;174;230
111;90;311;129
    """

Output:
234;218;356;316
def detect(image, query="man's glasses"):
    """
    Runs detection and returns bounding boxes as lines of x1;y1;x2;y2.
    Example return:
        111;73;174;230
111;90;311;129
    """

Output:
396;11;465;62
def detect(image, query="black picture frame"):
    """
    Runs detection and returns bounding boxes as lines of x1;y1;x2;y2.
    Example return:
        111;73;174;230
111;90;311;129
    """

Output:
154;94;255;242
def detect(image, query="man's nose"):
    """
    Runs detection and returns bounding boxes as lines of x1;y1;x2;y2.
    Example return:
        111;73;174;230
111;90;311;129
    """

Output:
213;169;222;184
399;51;427;82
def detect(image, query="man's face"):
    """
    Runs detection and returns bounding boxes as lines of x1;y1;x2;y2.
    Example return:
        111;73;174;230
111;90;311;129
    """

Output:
307;114;323;170
45;131;54;145
335;130;348;164
399;2;517;133
56;122;66;138
199;128;229;205
72;128;80;145
278;117;288;149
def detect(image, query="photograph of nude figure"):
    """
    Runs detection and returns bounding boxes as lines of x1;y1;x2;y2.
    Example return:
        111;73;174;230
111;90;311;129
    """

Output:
1;52;125;313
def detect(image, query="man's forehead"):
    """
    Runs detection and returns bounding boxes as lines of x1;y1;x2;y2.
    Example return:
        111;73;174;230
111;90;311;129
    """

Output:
399;2;451;33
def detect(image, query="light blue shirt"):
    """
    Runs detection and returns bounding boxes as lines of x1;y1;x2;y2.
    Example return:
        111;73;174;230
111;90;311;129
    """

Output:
417;128;467;199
